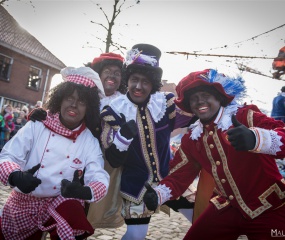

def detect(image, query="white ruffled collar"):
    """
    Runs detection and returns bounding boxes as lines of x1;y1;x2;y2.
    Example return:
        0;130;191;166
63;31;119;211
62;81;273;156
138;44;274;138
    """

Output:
190;104;242;140
109;92;167;122
100;91;123;111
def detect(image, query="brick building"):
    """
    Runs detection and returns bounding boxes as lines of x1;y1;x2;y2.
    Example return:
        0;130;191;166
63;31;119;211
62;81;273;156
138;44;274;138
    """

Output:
0;5;66;111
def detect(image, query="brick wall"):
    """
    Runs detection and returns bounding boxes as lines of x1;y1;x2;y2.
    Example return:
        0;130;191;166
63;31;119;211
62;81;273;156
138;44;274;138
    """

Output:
0;46;59;108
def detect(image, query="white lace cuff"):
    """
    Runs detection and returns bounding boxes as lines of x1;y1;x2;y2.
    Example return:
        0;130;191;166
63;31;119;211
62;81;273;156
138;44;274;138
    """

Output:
155;184;173;205
113;130;133;152
249;127;282;155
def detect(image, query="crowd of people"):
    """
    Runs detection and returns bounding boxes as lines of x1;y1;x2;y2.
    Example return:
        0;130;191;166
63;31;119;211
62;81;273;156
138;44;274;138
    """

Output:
0;43;285;240
0;104;31;151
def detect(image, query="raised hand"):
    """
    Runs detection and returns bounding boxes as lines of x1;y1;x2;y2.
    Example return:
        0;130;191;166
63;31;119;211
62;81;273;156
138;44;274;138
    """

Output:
119;113;137;140
8;163;42;193
61;170;92;200
227;115;256;151
28;108;47;122
143;182;158;211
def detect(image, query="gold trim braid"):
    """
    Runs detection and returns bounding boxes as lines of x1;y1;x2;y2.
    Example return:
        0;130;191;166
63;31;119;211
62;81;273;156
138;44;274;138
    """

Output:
169;148;189;175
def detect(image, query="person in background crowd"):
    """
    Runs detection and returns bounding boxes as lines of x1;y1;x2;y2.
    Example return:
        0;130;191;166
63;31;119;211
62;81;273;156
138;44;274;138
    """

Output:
3;114;15;144
35;101;43;108
271;86;285;122
85;52;128;229
21;105;29;120
1;105;13;120
86;52;127;111
10;117;24;138
12;106;21;119
0;66;110;240
143;68;285;240
0;113;4;151
18;110;28;126
100;43;193;240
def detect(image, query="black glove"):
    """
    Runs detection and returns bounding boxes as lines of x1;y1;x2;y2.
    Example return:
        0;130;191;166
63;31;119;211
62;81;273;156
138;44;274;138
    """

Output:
227;115;256;151
119;113;137;140
143;182;158;211
8;163;42;194
105;143;128;168
61;170;92;200
79;167;86;185
28;108;47;122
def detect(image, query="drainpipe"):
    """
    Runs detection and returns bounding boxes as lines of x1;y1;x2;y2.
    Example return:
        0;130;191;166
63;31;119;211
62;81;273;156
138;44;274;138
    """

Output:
42;69;50;103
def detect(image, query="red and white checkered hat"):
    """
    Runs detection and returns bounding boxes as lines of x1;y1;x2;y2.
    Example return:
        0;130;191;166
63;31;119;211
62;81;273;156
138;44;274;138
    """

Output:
60;67;105;96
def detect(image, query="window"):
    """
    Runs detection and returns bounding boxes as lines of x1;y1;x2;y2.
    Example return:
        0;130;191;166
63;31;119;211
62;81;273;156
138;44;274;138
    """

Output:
27;66;42;90
0;54;13;81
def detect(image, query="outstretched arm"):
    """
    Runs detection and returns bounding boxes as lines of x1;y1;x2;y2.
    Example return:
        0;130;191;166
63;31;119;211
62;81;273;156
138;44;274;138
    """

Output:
102;113;137;168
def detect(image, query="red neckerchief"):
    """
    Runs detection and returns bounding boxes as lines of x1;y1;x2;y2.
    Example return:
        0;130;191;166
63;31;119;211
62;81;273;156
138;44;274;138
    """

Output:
42;112;86;140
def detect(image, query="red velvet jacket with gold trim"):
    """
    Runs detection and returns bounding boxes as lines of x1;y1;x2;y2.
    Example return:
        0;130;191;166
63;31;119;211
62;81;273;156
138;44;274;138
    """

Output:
159;104;285;219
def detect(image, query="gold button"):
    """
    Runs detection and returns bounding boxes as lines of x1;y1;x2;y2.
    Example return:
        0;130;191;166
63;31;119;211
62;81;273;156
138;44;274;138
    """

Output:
221;179;226;183
141;107;144;110
148;144;151;147
155;178;158;181
145;126;148;129
209;144;214;149
205;125;209;128
147;135;149;138
229;195;234;200
152;162;155;165
142;116;146;119
216;161;220;165
150;152;153;156
209;131;213;135
154;170;157;173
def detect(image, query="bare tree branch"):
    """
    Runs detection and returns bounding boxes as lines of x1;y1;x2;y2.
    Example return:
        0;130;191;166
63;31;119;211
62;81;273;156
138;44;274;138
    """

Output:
90;20;108;31
88;0;139;53
0;0;7;5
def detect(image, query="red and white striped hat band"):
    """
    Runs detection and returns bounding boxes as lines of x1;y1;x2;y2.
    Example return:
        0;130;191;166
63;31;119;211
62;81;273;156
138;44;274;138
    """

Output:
66;74;96;88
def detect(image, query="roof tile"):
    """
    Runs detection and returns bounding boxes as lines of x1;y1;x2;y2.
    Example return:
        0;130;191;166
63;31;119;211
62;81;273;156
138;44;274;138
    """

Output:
0;5;66;69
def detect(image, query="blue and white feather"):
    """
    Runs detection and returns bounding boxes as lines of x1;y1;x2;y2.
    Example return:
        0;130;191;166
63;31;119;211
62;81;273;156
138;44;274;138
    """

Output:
207;69;246;105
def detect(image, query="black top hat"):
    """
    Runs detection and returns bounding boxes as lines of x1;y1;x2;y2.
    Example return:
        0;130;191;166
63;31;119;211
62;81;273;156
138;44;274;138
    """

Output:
131;43;161;61
123;44;163;87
